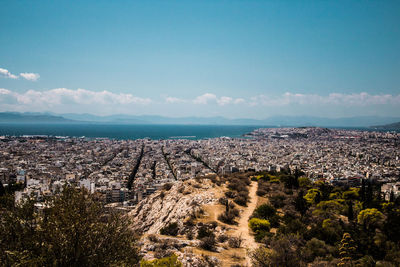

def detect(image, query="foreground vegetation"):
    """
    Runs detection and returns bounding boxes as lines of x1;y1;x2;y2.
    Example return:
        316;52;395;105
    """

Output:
0;186;140;266
250;170;400;266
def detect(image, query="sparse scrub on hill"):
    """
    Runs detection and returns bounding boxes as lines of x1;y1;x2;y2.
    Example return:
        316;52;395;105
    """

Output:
196;224;217;251
218;199;240;224
199;235;217;251
225;190;237;198
197;224;214;239
160;222;179;236
217;234;229;243
163;182;173;191
140;253;182;267
224;173;252;208
228;235;243;248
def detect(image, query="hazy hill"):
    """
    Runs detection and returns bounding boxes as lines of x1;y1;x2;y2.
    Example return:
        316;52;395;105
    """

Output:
0;112;75;123
371;121;400;130
60;113;400;127
1;112;400;127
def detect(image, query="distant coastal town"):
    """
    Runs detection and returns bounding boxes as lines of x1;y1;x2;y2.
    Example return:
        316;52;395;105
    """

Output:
1;127;399;209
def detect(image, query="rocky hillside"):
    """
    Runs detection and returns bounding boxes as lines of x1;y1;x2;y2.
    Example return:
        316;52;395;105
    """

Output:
128;173;258;267
129;179;218;235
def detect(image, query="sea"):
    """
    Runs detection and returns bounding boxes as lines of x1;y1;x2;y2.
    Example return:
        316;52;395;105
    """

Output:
0;123;396;140
0;123;263;140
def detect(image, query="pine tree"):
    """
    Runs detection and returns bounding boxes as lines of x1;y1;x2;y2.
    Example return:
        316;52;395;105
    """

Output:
390;190;395;202
0;180;5;197
347;201;354;222
294;190;308;215
366;180;373;208
315;190;321;204
338;233;356;266
360;179;366;202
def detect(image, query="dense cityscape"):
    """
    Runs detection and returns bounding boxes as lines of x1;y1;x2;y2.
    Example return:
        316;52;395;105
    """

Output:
1;127;399;208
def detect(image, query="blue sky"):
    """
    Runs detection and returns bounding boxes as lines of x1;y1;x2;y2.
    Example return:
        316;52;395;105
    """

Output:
1;0;399;118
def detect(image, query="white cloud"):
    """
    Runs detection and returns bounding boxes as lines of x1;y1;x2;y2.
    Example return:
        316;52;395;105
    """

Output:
233;98;245;104
0;88;152;112
252;92;400;107
0;68;18;79
165;96;186;103
0;67;40;81
192;93;244;106
193;93;217;104
217;96;232;106
20;72;40;81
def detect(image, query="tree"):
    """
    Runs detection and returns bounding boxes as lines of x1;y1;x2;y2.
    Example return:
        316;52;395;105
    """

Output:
360;179;366;202
347;201;354;222
298;177;312;188
294;190;308;215
304;189;322;204
390;191;395;202
366;181;373;208
357;208;384;231
301;238;332;263
338;233;356;266
0;186;140;266
0;180;5;197
253;204;277;220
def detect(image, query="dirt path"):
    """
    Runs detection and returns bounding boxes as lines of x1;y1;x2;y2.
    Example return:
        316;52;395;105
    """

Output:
236;181;258;266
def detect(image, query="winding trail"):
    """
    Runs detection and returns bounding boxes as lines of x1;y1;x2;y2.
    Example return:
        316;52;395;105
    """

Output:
236;181;258;266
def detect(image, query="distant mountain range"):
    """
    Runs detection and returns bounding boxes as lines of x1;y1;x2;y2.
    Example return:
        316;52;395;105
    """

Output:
0;112;74;123
0;112;399;128
371;121;400;130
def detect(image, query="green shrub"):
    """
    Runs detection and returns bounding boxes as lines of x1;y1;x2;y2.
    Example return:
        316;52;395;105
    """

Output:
298;177;311;188
253;204;276;220
249;218;271;233
304;189;322;204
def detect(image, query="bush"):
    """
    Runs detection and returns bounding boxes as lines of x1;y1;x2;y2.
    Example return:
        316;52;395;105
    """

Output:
218;212;236;225
269;194;286;208
256;188;268;197
254;230;270;242
163;182;173;191
160;222;179;236
197;225;213;239
199;235;216;251
217;234;229;243
249;218;271;233
253;204;276;220
234;195;248;206
218;207;240;225
219;197;228;205
141;253;182;267
225;190;237;198
185;230;194;240
228;235;243;248
148;234;159;243
208;221;218;229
